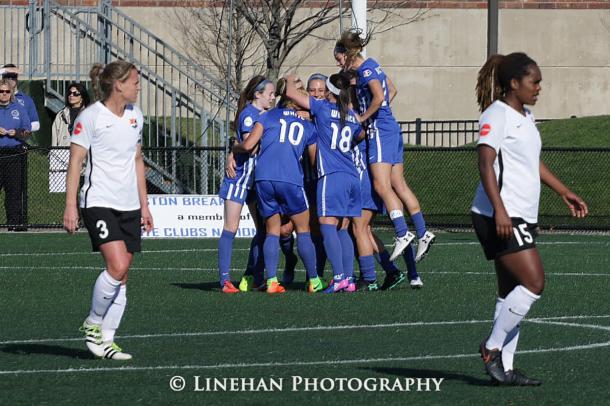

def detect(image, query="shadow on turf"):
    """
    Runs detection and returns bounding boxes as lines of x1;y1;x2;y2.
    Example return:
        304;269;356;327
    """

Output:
171;281;309;292
1;344;93;359
361;367;491;386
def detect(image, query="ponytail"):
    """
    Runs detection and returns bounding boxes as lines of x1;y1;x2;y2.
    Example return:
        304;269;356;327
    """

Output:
232;75;267;132
328;72;352;128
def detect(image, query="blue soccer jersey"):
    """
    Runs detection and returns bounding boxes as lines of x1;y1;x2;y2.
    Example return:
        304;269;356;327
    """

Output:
219;103;262;203
0;101;31;148
309;97;361;179
254;108;316;186
356;58;394;122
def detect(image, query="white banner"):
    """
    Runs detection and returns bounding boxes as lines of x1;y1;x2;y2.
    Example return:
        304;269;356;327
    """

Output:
142;194;256;238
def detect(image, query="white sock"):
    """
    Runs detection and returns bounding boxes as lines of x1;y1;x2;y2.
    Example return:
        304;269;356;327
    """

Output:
389;210;403;220
486;285;539;350
87;270;121;325
492;297;520;371
102;284;127;343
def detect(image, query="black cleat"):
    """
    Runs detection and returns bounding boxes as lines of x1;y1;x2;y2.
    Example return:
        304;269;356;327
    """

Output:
381;271;406;290
502;369;542;386
356;279;379;292
479;342;506;383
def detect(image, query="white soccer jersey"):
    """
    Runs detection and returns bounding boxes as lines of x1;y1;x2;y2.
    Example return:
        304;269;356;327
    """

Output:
71;101;144;211
471;100;542;223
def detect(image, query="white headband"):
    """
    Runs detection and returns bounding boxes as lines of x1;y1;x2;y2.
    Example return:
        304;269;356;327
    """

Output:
325;78;340;96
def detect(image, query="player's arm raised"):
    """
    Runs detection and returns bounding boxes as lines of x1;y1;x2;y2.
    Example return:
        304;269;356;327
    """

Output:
285;74;311;110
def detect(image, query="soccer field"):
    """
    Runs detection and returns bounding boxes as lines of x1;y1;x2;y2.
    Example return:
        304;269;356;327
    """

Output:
1;231;609;405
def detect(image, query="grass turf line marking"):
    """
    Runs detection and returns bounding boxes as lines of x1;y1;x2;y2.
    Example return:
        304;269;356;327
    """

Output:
1;240;608;257
1;340;609;376
1;266;609;277
2;314;609;346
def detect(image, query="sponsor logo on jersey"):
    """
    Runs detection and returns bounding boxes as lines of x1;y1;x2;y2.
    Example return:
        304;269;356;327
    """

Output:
480;123;491;136
363;69;372;78
10;109;19;119
244;116;253;127
73;121;83;135
129;118;138;128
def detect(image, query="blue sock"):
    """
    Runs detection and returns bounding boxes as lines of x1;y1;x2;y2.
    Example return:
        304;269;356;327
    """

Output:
263;234;280;280
358;255;376;281
312;234;327;277
411;211;427;239
296;232;318;280
403;245;419;280
280;234;297;270
320;224;344;280
244;234;259;276
375;250;401;274
338;229;354;280
218;230;235;287
390;211;408;238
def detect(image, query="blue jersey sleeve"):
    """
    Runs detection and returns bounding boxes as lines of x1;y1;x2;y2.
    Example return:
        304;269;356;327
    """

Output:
306;123;317;146
24;96;39;123
309;96;324;118
359;59;382;87
238;107;259;140
19;105;32;131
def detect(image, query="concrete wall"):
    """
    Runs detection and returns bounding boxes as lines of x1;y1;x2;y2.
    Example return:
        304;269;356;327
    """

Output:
121;7;610;120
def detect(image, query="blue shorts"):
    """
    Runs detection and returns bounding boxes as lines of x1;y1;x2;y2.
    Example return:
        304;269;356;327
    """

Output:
219;176;255;205
256;180;309;218
359;168;385;214
317;172;361;218
366;118;403;165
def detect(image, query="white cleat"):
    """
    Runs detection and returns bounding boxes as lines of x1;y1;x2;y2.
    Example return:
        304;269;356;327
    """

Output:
389;231;415;262
409;276;424;289
102;342;133;360
80;319;105;358
415;231;436;262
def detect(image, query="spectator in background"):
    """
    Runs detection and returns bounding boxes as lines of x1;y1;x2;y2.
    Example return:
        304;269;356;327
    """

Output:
0;79;31;231
50;82;90;192
0;64;40;132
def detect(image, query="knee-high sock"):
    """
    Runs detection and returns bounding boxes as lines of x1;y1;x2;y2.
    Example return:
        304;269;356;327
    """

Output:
486;285;539;350
102;284;127;343
358;255;376;281
312;234;327;277
88;270;121;325
389;210;408;238
244;233;266;285
263;234;280;280
411;211;427;239
244;234;259;276
296;232;318;280
218;230;236;286
320;224;344;281
280;234;298;269
375;250;400;274
338;229;354;280
403;245;419;280
493;297;520;371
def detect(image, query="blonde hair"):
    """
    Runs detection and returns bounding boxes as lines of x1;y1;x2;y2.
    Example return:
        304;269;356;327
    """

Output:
0;79;15;102
335;30;370;68
89;60;136;101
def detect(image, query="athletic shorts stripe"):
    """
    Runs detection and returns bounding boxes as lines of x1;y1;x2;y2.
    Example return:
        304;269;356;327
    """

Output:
374;120;382;163
321;175;327;216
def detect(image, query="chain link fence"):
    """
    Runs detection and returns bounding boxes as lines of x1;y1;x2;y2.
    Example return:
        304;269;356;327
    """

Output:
1;146;608;231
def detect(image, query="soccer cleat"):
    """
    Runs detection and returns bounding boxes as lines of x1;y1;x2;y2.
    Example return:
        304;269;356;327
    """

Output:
502;369;542;386
389;231;415;262
356;279;379;292
381;271;406;291
345;282;357;292
323;278;349;293
307;277;327;293
479;341;506;383
415;231;436;262
267;281;286;294
409;276;424;289
238;275;253;292
80;319;104;357
222;280;240;294
102;342;133;360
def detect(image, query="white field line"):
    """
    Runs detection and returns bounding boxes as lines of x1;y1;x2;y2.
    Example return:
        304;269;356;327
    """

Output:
1;340;609;376
0;266;608;277
2;314;609;346
1;315;609;375
1;240;608;258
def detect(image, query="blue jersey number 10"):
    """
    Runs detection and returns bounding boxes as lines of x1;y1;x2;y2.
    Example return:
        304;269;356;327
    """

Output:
279;119;304;146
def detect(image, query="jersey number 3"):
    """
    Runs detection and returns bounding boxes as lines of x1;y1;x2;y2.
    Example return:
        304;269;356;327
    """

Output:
96;220;109;239
279;119;304;146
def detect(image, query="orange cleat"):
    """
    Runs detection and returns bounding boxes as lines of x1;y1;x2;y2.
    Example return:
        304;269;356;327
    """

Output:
222;280;240;294
267;281;286;294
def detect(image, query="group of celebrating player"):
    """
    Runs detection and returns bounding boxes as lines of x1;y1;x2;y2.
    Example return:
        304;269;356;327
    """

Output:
217;31;436;295
64;29;589;386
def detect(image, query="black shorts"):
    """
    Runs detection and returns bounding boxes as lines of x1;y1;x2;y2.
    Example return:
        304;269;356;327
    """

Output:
81;207;142;253
471;212;538;260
